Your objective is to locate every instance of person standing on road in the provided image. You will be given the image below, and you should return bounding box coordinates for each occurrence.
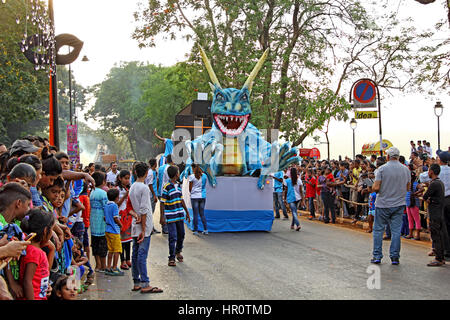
[283,167,304,231]
[417,164,446,266]
[145,159,160,235]
[129,162,163,294]
[304,169,317,220]
[160,165,191,267]
[157,155,174,234]
[271,170,289,220]
[436,151,450,258]
[189,164,208,235]
[371,147,411,265]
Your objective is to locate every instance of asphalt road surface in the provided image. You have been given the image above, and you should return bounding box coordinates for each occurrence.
[82,212,450,300]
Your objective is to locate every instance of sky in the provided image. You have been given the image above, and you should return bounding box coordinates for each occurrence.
[53,0,449,162]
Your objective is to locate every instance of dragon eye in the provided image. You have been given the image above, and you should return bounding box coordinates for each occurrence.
[216,93,225,102]
[241,93,248,102]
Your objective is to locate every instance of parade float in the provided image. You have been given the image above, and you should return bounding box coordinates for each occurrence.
[180,47,300,232]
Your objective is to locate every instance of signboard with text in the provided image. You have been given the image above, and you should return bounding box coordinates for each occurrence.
[355,110,378,119]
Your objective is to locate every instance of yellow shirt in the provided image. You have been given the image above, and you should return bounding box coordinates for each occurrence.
[352,167,362,185]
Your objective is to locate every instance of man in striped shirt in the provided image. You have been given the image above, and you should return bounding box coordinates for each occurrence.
[160,165,190,267]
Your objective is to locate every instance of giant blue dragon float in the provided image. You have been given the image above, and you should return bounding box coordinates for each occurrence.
[181,47,301,232]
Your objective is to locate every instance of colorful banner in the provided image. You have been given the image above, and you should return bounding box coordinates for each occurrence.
[361,139,393,156]
[67,124,79,166]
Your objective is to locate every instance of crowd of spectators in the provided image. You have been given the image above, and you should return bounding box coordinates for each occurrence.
[273,141,450,264]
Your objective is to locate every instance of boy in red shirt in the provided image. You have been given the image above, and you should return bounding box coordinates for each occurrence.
[304,169,317,220]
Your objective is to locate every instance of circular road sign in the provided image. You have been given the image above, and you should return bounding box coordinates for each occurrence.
[353,80,376,104]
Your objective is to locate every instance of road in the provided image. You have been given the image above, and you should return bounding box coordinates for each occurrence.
[82,213,450,300]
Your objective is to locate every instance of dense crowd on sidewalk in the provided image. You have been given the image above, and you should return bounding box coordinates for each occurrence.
[272,140,450,266]
[0,133,449,300]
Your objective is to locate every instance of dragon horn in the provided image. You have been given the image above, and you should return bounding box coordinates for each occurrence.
[199,46,221,89]
[243,48,269,92]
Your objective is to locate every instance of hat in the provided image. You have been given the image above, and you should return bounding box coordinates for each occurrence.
[437,150,450,163]
[9,139,39,156]
[386,147,400,158]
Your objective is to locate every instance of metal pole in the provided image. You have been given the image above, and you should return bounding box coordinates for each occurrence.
[437,116,440,151]
[48,0,59,148]
[352,129,355,159]
[376,84,383,157]
[69,63,72,125]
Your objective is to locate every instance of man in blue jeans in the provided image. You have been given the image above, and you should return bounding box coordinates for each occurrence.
[271,171,288,219]
[371,147,411,265]
[129,162,163,293]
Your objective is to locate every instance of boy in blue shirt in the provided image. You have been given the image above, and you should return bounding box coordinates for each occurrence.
[160,166,190,267]
[104,188,124,276]
[89,172,108,273]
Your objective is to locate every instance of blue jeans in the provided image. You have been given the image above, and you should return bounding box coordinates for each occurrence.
[191,198,207,232]
[288,201,300,227]
[372,206,405,260]
[131,236,151,287]
[167,221,185,260]
[273,192,288,218]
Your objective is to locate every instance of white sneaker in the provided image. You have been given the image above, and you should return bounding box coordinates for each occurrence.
[202,230,208,235]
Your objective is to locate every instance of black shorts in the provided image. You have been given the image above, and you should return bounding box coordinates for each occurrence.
[91,235,108,257]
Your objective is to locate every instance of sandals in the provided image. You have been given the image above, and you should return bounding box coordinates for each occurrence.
[168,260,176,267]
[427,260,445,267]
[132,286,142,291]
[141,286,163,294]
[428,250,436,256]
[176,253,184,262]
[295,226,301,231]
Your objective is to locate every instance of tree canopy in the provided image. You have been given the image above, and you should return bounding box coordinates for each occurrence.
[133,0,444,146]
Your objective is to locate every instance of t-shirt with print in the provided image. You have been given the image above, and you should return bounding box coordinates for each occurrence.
[160,182,186,223]
[272,171,284,193]
[188,173,207,199]
[336,169,349,192]
[368,192,377,215]
[374,160,411,208]
[104,201,120,234]
[89,188,108,237]
[352,167,362,185]
[19,245,49,300]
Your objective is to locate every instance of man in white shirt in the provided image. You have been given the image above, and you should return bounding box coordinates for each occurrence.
[106,162,119,187]
[425,142,433,157]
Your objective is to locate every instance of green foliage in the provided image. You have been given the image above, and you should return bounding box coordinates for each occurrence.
[0,0,49,144]
[133,0,438,146]
[87,61,197,161]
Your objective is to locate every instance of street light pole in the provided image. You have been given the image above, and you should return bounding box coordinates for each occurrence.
[69,63,72,125]
[350,118,357,159]
[434,101,443,151]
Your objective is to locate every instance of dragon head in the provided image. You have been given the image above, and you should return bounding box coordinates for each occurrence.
[200,47,269,137]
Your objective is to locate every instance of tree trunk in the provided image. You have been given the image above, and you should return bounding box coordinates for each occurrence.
[325,132,330,161]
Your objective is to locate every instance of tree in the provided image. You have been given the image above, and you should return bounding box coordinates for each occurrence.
[133,0,437,146]
[0,0,49,144]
